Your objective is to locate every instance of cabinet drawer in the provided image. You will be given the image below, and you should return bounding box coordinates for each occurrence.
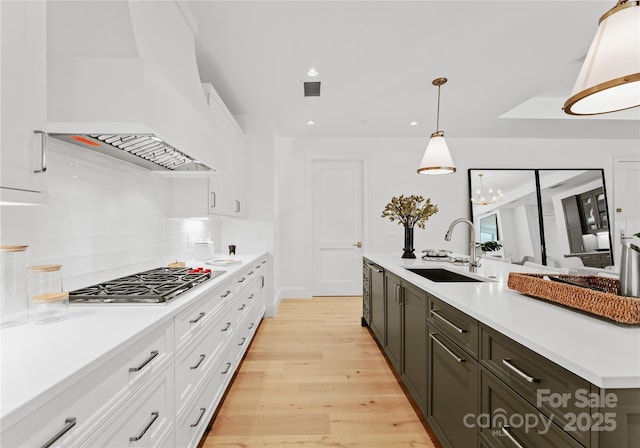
[175,286,228,352]
[175,318,227,416]
[480,370,582,448]
[480,325,591,447]
[82,364,174,448]
[175,345,234,448]
[427,294,478,357]
[1,321,173,447]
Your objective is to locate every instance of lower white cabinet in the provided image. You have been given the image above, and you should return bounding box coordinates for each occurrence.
[81,364,175,448]
[0,320,174,448]
[174,257,267,447]
[0,254,269,448]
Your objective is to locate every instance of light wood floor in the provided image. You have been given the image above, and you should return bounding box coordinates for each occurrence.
[201,296,439,448]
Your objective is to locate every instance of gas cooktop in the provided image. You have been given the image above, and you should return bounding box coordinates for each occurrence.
[69,267,225,304]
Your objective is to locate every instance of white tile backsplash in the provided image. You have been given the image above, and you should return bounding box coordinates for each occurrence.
[1,140,183,290]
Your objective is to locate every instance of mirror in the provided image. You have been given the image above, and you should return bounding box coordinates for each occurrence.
[469,169,612,269]
[538,170,612,269]
[469,170,541,264]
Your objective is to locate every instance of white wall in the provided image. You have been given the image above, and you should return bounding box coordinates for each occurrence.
[276,136,640,299]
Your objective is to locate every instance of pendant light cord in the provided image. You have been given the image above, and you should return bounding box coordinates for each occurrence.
[436,84,441,132]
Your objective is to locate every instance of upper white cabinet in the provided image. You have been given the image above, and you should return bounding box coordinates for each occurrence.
[167,84,246,218]
[0,1,48,205]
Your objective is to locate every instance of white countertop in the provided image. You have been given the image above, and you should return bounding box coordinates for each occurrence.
[0,253,266,426]
[364,253,640,389]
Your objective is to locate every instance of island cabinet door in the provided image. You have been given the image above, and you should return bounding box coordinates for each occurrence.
[384,271,403,373]
[401,282,427,414]
[369,263,385,344]
[427,326,478,448]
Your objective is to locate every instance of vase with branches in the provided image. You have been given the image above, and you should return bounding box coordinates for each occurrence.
[382,194,439,258]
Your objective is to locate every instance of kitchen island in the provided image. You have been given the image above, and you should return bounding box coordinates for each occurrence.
[363,253,640,448]
[0,253,269,448]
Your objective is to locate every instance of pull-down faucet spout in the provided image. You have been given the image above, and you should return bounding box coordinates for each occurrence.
[445,218,478,273]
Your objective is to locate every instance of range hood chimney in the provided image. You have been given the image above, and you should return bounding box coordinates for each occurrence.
[47,0,230,173]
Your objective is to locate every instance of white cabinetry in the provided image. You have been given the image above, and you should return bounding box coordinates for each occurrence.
[0,254,269,448]
[167,83,246,217]
[168,173,244,218]
[0,320,174,448]
[174,258,267,447]
[0,0,48,205]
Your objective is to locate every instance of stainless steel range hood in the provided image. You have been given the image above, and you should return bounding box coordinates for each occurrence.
[49,134,211,172]
[46,0,230,173]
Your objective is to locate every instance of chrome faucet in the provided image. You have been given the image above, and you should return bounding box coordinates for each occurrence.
[444,218,479,273]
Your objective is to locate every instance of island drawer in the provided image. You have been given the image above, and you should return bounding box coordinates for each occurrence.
[427,294,478,357]
[480,370,583,448]
[480,324,591,447]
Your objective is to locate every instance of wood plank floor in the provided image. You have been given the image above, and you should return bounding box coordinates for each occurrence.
[201,296,440,448]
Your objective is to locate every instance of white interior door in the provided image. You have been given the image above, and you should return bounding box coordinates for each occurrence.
[614,158,640,264]
[311,159,363,296]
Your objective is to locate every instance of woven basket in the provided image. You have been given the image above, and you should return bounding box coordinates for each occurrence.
[507,272,640,325]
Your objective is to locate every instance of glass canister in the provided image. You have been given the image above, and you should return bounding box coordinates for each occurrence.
[27,264,69,324]
[0,245,30,328]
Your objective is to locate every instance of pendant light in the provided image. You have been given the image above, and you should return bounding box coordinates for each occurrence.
[563,0,640,115]
[417,77,456,175]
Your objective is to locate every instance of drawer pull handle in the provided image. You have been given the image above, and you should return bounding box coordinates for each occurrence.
[221,362,232,374]
[190,354,206,370]
[239,337,246,346]
[248,270,254,275]
[129,350,159,372]
[248,322,254,329]
[430,310,466,334]
[129,411,159,442]
[189,312,205,324]
[502,358,540,383]
[248,294,254,300]
[430,333,465,363]
[190,408,206,428]
[501,425,526,448]
[221,290,231,298]
[221,322,231,332]
[238,277,246,283]
[41,417,76,448]
[239,304,246,311]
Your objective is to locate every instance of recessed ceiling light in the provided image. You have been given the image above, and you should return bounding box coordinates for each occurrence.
[410,121,419,126]
[306,120,315,125]
[307,68,319,77]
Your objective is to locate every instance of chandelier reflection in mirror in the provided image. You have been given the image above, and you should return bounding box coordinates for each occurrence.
[471,173,503,205]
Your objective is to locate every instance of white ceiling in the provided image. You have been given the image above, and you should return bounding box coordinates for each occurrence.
[188,0,640,139]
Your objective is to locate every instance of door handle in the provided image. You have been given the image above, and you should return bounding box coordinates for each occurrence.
[352,241,362,248]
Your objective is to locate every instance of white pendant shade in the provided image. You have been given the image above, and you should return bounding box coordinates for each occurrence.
[417,132,456,175]
[564,1,640,115]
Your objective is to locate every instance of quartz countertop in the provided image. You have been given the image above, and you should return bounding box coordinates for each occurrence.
[0,253,267,426]
[363,253,640,389]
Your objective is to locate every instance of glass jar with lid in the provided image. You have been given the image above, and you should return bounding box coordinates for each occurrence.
[0,245,30,328]
[27,264,69,324]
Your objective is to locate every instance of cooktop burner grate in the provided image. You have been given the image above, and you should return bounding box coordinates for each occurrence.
[69,267,225,304]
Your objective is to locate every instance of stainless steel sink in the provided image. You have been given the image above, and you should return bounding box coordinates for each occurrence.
[405,268,485,283]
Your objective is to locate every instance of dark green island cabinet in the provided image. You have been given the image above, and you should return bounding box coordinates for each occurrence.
[362,257,640,448]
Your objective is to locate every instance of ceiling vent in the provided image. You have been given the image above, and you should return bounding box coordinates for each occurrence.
[304,81,321,97]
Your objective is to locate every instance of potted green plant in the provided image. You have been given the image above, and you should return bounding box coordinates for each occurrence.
[476,240,502,256]
[381,194,439,258]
